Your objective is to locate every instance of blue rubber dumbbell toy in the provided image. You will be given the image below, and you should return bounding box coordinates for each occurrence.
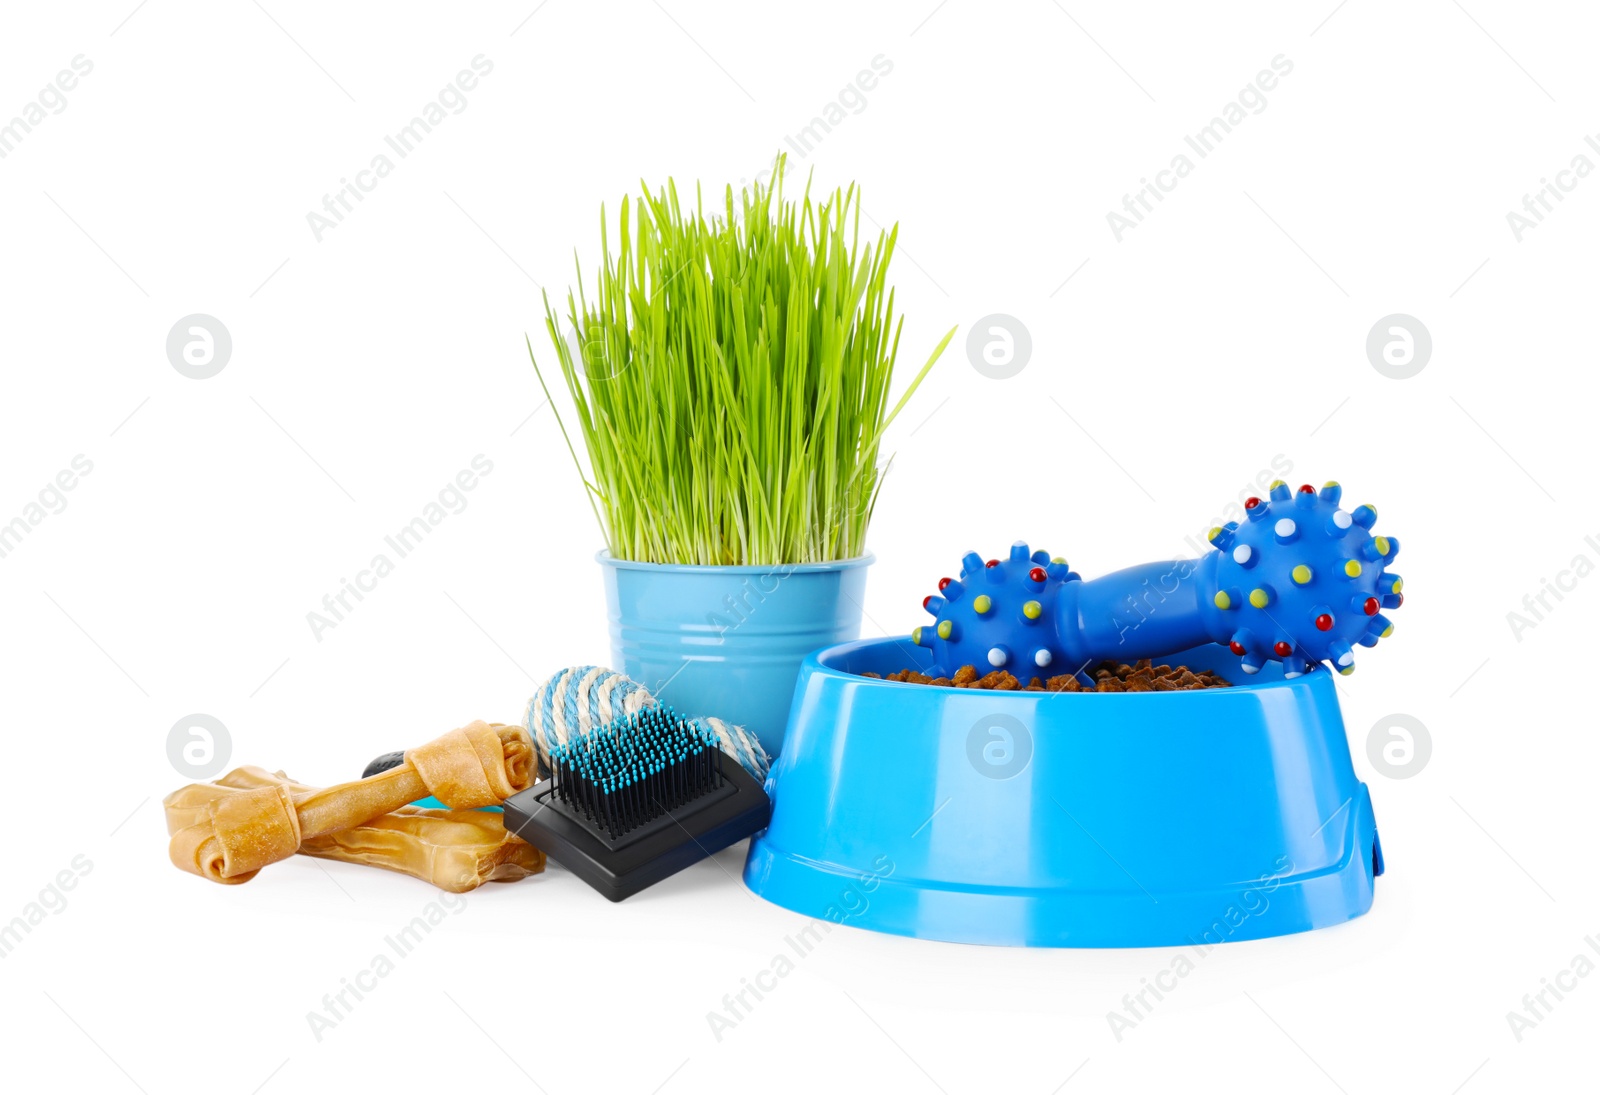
[914,479,1401,679]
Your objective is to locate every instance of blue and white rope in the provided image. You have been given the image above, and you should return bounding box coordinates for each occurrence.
[525,666,771,781]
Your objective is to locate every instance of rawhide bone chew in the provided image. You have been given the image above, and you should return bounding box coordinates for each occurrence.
[164,766,545,892]
[165,720,534,884]
[914,479,1402,679]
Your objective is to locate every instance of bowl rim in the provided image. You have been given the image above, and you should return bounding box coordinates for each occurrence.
[804,635,1332,696]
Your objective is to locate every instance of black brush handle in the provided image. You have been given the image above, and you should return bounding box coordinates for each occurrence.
[362,750,406,779]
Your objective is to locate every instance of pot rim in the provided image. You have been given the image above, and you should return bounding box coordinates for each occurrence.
[595,549,876,575]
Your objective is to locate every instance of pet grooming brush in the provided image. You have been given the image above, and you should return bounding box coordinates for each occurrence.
[914,479,1401,678]
[500,705,770,901]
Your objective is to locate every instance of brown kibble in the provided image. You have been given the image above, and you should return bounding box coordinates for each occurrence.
[869,658,1229,689]
[861,671,882,679]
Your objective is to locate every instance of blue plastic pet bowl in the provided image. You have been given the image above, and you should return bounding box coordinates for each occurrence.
[743,637,1382,947]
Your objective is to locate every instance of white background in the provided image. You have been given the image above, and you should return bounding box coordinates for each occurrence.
[1,2,1594,1092]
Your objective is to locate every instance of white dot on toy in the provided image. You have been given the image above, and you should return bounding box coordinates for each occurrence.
[1233,545,1252,564]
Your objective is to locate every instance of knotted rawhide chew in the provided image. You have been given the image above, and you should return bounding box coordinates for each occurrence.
[526,667,770,780]
[165,766,546,892]
[405,719,533,808]
[164,720,535,885]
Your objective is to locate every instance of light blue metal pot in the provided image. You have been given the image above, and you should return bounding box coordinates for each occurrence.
[597,551,873,757]
[744,636,1382,947]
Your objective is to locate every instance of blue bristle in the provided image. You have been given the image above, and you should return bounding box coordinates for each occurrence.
[547,704,727,839]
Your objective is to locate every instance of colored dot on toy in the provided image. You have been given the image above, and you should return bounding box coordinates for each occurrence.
[1363,597,1379,615]
[985,558,1000,568]
[987,646,1009,667]
[973,595,992,614]
[1249,588,1270,608]
[1208,526,1224,543]
[1274,641,1292,656]
[1332,510,1352,529]
[1034,648,1053,667]
[1374,536,1390,556]
[1023,600,1042,619]
[1298,483,1315,494]
[1233,544,1253,564]
[1395,593,1405,607]
[938,577,952,591]
[937,620,953,640]
[1344,559,1362,578]
[1291,564,1312,585]
[1390,576,1403,593]
[1270,480,1286,489]
[1229,640,1246,655]
[1323,480,1339,489]
[1315,613,1334,631]
[1245,496,1262,509]
[1051,555,1066,564]
[1275,518,1297,538]
[1339,665,1355,676]
[912,627,923,645]
[922,595,933,609]
[1382,623,1394,637]
[1028,566,1047,583]
[1214,591,1233,610]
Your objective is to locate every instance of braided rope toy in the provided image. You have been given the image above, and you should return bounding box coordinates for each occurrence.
[525,666,771,781]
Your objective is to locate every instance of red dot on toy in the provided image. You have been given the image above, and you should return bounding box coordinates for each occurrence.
[1395,593,1405,607]
[1298,483,1315,494]
[1029,566,1047,583]
[1229,641,1246,655]
[1245,497,1261,509]
[938,577,952,591]
[1315,613,1334,631]
[1363,597,1379,616]
[1274,641,1292,656]
[922,595,933,609]
[985,559,1000,568]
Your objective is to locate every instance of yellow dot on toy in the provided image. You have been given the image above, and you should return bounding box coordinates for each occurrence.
[1023,600,1042,620]
[973,595,992,614]
[1381,624,1394,638]
[1208,526,1224,542]
[1344,559,1362,578]
[1214,591,1232,610]
[937,620,953,639]
[1249,588,1270,608]
[1291,564,1312,585]
[1374,536,1390,555]
[1323,480,1338,489]
[912,627,923,645]
[1270,479,1285,489]
[1051,555,1066,564]
[1339,664,1355,676]
[1391,577,1403,593]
